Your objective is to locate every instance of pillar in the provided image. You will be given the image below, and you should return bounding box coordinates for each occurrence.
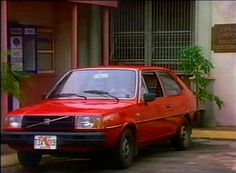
[195,1,216,127]
[71,3,78,69]
[90,5,102,66]
[144,1,152,65]
[1,1,8,128]
[103,8,109,66]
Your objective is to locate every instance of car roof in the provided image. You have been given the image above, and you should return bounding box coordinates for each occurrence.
[72,65,170,72]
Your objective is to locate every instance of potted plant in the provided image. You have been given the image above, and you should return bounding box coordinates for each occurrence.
[177,46,224,126]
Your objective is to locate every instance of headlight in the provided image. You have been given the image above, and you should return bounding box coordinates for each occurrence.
[4,116,23,128]
[75,116,104,129]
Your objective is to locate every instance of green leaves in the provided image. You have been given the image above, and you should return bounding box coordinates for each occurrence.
[178,46,214,76]
[178,46,224,110]
[1,52,30,100]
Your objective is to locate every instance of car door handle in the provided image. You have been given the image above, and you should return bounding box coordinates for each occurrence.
[165,103,172,108]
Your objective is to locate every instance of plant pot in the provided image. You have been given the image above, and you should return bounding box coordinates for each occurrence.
[192,109,205,127]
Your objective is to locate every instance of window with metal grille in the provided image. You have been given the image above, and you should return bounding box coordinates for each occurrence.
[110,1,145,65]
[110,0,195,72]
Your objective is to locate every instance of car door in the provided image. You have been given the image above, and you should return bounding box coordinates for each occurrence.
[157,71,186,133]
[136,71,173,145]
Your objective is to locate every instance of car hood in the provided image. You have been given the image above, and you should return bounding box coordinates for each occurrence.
[9,99,137,116]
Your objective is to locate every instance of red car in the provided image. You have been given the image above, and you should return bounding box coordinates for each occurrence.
[2,66,197,168]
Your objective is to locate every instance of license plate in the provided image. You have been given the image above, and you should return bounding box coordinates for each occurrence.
[34,135,57,150]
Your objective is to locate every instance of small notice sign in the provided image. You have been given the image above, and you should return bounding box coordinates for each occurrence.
[212,24,236,53]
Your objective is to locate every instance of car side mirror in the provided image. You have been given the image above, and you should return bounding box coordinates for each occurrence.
[143,93,156,103]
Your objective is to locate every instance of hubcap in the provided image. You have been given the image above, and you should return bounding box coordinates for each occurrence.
[121,137,130,159]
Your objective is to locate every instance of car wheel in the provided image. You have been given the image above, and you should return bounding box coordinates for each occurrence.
[17,152,42,167]
[172,118,191,150]
[114,129,134,169]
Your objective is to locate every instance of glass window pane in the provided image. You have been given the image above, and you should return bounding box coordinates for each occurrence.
[158,72,181,96]
[37,32,52,50]
[23,37,36,71]
[142,72,163,97]
[48,70,137,99]
[37,53,53,71]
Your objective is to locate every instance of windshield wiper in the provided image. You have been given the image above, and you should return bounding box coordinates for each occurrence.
[52,93,87,100]
[83,90,119,103]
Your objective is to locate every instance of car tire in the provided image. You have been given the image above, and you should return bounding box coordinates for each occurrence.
[172,118,191,150]
[17,152,42,167]
[113,129,134,169]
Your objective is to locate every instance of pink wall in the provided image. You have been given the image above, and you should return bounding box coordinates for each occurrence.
[20,75,56,106]
[8,1,57,107]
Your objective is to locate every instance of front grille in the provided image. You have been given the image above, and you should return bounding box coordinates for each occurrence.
[22,116,74,131]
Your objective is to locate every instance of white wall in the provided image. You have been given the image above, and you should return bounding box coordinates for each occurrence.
[212,1,236,126]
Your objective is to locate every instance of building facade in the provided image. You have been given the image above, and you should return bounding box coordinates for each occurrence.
[1,0,117,126]
[1,1,236,127]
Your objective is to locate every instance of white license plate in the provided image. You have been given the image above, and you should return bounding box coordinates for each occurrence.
[34,135,57,150]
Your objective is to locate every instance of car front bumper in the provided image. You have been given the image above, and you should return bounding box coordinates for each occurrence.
[1,131,107,147]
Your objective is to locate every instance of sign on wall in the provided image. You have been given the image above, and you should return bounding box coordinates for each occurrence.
[9,24,37,73]
[10,27,23,71]
[212,24,236,53]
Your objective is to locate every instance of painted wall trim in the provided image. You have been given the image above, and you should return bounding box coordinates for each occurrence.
[71,3,78,69]
[69,1,118,8]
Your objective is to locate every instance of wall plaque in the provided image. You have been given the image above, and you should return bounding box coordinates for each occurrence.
[212,24,236,53]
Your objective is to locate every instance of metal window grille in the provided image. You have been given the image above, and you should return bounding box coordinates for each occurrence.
[110,1,145,65]
[151,1,195,72]
[110,0,195,72]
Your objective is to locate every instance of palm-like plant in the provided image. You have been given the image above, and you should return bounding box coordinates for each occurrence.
[1,52,29,100]
[178,46,224,110]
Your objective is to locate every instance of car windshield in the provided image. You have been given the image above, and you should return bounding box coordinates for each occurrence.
[47,69,137,99]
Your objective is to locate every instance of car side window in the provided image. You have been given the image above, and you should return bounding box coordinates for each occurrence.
[158,72,182,96]
[140,78,148,100]
[142,72,163,98]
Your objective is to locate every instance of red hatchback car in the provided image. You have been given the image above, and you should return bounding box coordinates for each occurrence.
[2,66,197,168]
